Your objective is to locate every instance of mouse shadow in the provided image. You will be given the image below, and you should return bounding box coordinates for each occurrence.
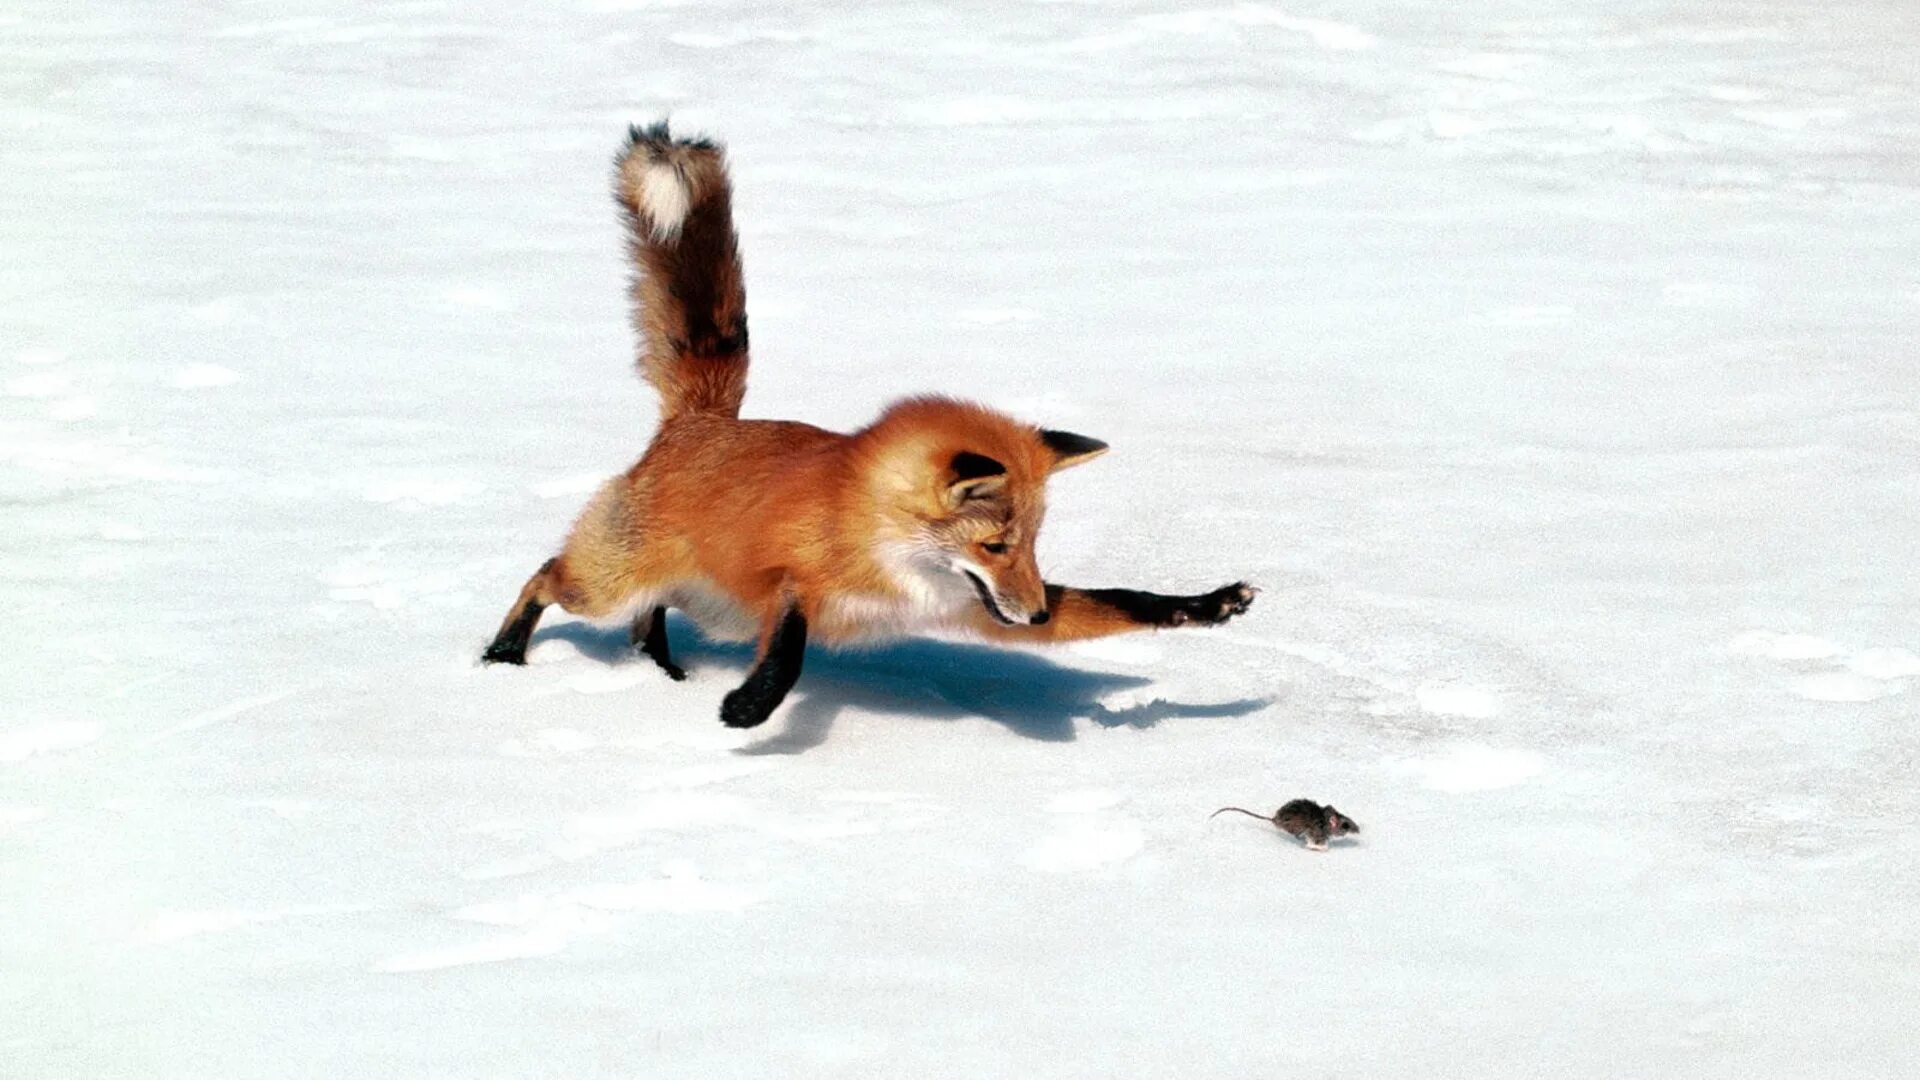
[532,615,1275,755]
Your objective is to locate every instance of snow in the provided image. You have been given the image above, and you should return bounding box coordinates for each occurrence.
[5,0,1919,1076]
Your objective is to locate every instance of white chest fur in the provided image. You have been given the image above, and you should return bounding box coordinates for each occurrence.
[817,544,972,642]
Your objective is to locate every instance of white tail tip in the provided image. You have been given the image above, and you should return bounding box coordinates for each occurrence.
[638,163,691,242]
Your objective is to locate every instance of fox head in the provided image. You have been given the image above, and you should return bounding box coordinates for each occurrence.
[932,431,1107,625]
[861,398,1107,627]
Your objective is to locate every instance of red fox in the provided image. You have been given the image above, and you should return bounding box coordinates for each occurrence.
[484,122,1256,729]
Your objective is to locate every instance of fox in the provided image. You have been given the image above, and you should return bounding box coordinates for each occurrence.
[482,122,1257,730]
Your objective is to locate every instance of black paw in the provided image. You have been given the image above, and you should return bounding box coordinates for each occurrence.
[660,662,688,682]
[1166,582,1257,627]
[719,689,770,729]
[481,642,527,665]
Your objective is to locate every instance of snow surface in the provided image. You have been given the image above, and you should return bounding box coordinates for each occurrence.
[6,1,1920,1076]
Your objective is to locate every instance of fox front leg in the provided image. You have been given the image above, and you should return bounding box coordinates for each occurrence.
[719,605,808,728]
[1063,583,1257,630]
[973,582,1256,642]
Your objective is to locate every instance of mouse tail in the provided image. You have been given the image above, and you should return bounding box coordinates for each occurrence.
[1208,806,1269,822]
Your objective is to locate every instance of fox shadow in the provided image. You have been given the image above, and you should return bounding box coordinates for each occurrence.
[531,615,1274,755]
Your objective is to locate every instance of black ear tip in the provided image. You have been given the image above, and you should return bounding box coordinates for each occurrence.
[950,450,1008,482]
[1040,429,1108,459]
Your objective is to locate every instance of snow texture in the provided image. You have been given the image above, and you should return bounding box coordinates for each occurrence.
[5,1,1919,1077]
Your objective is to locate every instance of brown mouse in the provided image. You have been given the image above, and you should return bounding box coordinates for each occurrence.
[1211,799,1359,851]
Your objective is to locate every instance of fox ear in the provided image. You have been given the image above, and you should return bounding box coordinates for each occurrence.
[947,450,1008,504]
[1040,429,1108,472]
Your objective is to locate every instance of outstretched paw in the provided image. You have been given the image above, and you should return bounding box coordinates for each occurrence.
[1166,582,1257,627]
[657,661,688,682]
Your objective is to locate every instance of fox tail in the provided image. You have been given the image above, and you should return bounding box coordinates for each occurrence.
[613,121,749,420]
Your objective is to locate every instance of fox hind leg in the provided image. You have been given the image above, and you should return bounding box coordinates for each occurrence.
[483,558,560,665]
[630,606,687,681]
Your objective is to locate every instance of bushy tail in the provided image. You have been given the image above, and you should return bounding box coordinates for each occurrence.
[613,121,748,421]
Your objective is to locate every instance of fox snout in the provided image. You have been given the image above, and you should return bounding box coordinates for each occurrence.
[960,564,1048,626]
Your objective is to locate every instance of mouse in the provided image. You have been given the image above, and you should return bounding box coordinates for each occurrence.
[1210,799,1360,851]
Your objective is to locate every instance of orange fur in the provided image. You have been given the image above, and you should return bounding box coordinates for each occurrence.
[544,396,1069,646]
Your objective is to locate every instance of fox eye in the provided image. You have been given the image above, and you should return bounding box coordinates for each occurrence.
[981,541,1009,555]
